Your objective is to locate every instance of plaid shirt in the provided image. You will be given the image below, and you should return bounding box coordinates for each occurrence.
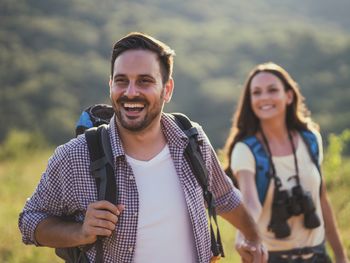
[19,113,242,263]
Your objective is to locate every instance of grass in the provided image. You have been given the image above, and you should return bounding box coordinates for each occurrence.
[0,149,61,263]
[1,149,349,262]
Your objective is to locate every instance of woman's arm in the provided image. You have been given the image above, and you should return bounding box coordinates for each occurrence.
[236,170,263,221]
[228,170,266,262]
[320,181,349,263]
[234,170,263,246]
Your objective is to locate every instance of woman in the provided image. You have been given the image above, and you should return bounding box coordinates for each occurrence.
[224,62,348,263]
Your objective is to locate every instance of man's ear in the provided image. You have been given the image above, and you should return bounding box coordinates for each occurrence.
[109,77,112,95]
[163,78,174,103]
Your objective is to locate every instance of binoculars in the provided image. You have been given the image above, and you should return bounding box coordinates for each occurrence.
[268,185,321,238]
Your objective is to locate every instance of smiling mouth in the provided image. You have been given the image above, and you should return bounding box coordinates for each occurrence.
[259,105,275,110]
[123,102,145,112]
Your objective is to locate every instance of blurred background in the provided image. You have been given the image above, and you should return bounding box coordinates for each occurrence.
[1,0,350,149]
[0,0,349,262]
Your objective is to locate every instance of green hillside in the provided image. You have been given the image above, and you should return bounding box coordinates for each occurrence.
[1,0,350,149]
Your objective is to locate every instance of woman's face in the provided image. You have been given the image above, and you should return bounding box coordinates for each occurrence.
[249,72,293,122]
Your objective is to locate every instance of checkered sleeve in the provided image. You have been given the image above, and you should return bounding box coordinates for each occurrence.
[18,142,74,245]
[197,126,242,214]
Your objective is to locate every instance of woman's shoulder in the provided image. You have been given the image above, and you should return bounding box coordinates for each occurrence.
[297,128,323,163]
[232,141,254,158]
[298,128,323,146]
[231,141,255,173]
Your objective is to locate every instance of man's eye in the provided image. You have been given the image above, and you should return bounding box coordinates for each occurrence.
[115,79,128,84]
[141,78,152,83]
[138,78,153,85]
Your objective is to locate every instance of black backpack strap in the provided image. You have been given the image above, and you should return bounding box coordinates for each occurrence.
[85,125,116,263]
[170,113,225,259]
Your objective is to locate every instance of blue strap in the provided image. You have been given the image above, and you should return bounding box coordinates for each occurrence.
[242,130,320,206]
[300,130,320,172]
[242,136,271,204]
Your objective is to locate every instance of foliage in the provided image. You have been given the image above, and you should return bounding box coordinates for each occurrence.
[322,130,350,258]
[0,149,60,263]
[0,130,47,161]
[323,129,350,185]
[0,0,350,148]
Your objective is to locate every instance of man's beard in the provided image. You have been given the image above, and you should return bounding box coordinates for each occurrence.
[111,94,164,132]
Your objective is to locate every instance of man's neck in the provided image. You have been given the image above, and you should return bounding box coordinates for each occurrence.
[117,116,167,161]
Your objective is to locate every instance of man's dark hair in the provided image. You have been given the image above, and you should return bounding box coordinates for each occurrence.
[111,32,175,84]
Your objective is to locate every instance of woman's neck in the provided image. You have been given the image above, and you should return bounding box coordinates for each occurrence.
[258,120,297,157]
[259,121,289,143]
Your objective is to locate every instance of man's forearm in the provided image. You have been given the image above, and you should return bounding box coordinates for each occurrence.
[220,203,261,243]
[35,217,87,248]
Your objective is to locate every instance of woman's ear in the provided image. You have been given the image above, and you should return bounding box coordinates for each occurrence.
[286,89,294,105]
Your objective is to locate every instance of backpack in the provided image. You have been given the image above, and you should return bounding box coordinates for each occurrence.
[57,104,224,263]
[241,131,321,205]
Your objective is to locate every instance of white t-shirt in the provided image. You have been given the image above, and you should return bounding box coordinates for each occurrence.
[126,145,197,263]
[231,132,325,251]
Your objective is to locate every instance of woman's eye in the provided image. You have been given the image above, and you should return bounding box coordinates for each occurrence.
[269,88,278,93]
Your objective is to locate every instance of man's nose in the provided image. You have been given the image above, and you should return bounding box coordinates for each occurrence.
[124,82,139,97]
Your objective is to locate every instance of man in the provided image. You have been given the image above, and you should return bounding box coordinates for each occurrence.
[19,32,266,263]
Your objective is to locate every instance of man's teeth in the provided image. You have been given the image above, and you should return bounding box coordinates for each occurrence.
[124,103,144,108]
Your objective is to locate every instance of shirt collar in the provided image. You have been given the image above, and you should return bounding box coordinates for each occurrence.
[107,112,204,160]
[161,113,205,149]
[108,116,125,158]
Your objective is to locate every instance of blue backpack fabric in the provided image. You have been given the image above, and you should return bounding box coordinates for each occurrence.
[242,130,321,205]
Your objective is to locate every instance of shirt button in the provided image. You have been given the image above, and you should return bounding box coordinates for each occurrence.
[129,175,134,180]
[133,212,138,217]
[129,247,133,252]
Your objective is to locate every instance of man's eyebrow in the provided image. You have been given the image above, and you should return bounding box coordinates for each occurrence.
[139,74,155,79]
[113,74,126,79]
[114,74,126,77]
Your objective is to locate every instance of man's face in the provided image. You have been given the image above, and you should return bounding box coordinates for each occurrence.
[109,49,173,132]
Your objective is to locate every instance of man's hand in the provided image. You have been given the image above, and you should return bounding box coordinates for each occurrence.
[35,201,125,248]
[220,203,268,262]
[235,239,268,263]
[80,201,125,244]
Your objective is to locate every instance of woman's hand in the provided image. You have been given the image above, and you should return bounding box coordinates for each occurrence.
[236,237,268,263]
